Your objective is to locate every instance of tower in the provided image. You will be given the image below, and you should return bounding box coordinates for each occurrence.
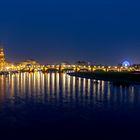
[0,47,5,67]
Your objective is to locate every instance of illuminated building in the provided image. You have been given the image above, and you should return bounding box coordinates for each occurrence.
[0,48,5,67]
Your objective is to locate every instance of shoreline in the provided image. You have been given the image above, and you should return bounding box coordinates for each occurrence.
[68,71,140,85]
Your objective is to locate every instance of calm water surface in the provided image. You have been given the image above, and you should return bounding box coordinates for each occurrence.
[0,72,140,139]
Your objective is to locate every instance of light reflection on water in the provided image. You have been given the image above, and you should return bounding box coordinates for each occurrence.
[0,72,139,110]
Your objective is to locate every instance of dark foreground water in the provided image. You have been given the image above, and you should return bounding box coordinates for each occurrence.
[0,72,140,139]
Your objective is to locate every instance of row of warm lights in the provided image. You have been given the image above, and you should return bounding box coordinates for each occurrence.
[2,65,135,70]
[0,60,138,72]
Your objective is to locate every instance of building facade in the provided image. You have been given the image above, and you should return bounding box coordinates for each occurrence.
[0,48,5,67]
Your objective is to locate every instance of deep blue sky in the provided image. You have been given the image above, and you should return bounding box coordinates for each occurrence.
[0,0,140,64]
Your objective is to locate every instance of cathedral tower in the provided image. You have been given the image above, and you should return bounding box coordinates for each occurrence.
[0,47,5,67]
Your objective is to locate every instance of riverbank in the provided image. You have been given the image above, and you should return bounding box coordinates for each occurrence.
[68,71,140,84]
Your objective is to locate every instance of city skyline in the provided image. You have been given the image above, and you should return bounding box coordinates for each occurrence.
[0,46,137,66]
[0,44,139,66]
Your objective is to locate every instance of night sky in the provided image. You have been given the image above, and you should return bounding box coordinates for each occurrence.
[0,0,140,65]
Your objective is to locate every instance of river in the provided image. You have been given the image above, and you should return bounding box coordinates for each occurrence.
[0,72,140,139]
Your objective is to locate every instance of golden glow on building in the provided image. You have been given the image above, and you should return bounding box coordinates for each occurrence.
[0,48,5,67]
